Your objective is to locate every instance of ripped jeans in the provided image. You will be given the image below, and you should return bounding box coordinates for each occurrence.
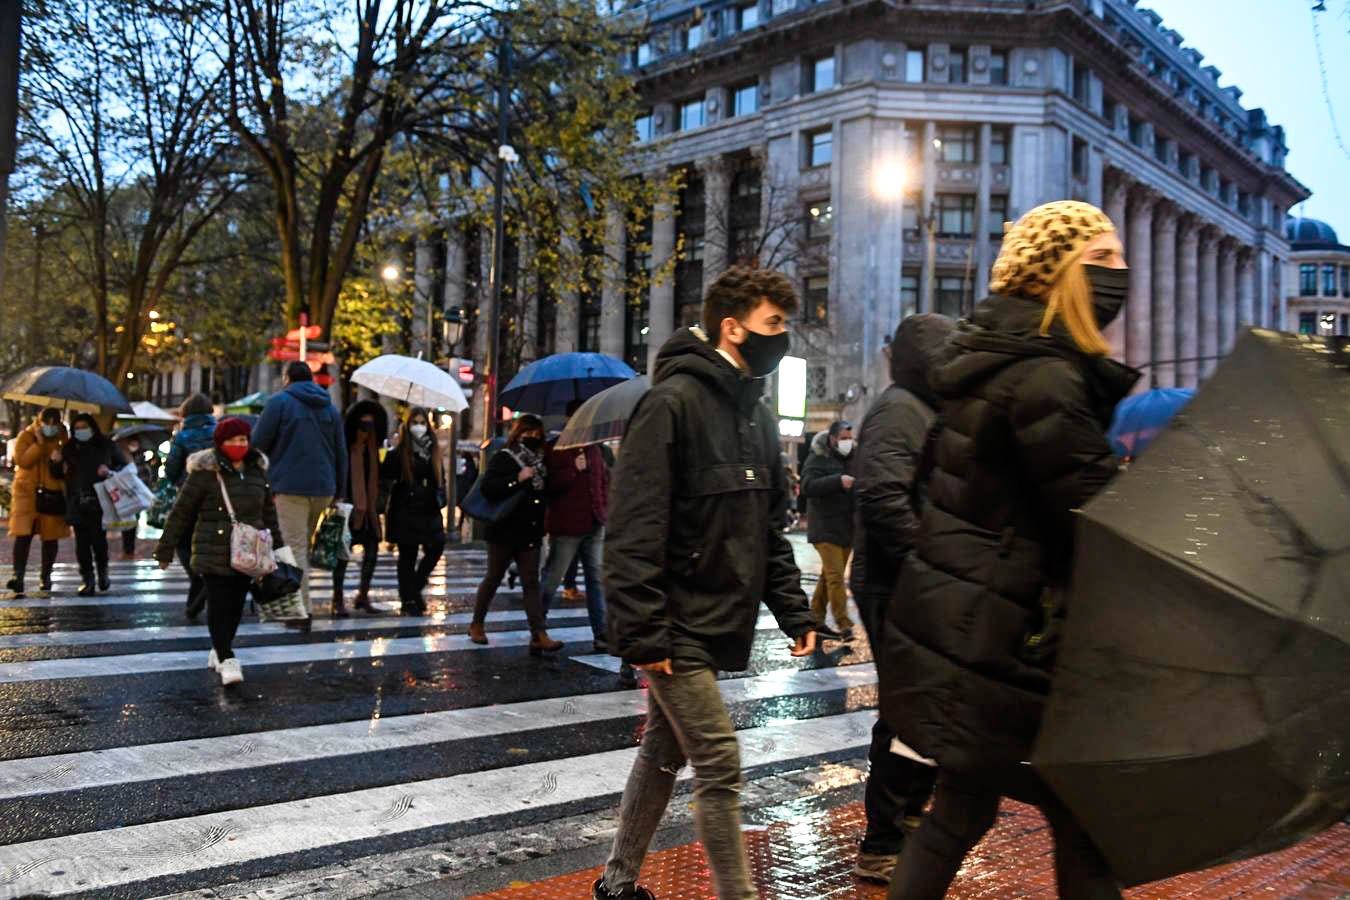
[602,662,754,900]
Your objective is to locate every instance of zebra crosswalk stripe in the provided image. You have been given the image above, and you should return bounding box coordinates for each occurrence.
[0,711,875,896]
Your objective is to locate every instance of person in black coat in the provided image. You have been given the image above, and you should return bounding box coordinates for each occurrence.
[799,421,857,640]
[153,417,285,687]
[334,400,389,616]
[51,412,128,596]
[848,312,954,884]
[595,266,817,900]
[381,407,446,616]
[467,414,561,654]
[879,202,1135,900]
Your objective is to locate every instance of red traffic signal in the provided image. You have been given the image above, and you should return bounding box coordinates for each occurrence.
[455,358,475,385]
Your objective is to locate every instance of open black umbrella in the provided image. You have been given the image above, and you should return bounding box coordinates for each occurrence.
[111,423,173,447]
[1032,330,1350,887]
[1,365,133,414]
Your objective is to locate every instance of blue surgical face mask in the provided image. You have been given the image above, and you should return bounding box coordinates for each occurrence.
[73,428,93,443]
[40,424,60,439]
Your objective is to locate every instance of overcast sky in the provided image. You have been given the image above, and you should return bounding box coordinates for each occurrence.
[1140,0,1350,240]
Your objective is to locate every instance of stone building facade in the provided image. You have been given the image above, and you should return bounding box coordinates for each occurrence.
[1285,217,1350,338]
[427,0,1309,429]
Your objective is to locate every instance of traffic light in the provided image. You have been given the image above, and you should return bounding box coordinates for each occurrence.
[454,358,475,386]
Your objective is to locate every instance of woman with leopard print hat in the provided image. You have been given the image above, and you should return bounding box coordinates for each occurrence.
[877,201,1137,899]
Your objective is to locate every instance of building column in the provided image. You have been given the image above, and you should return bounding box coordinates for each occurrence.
[599,205,626,359]
[1102,171,1130,358]
[919,120,937,312]
[1218,239,1239,355]
[519,235,539,364]
[974,123,993,303]
[554,216,580,354]
[1125,187,1154,372]
[1151,204,1178,388]
[1237,248,1256,338]
[1177,217,1200,388]
[443,225,467,356]
[412,234,436,359]
[1275,255,1289,331]
[700,155,731,291]
[473,225,494,371]
[1198,227,1219,378]
[647,195,677,374]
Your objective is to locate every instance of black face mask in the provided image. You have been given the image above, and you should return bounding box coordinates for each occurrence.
[736,327,791,378]
[1084,264,1130,329]
[521,436,544,452]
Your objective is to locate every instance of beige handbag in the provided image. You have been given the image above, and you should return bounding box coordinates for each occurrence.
[215,471,277,579]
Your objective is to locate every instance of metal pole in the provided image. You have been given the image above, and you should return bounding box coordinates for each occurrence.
[0,2,22,308]
[482,18,511,442]
[923,213,936,314]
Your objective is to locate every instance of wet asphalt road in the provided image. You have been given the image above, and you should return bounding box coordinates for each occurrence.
[0,536,879,898]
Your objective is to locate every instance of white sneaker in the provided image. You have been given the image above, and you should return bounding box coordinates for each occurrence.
[218,657,243,686]
[207,649,219,670]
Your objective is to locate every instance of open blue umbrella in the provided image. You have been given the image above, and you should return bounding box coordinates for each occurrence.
[1107,387,1195,458]
[1,365,133,414]
[500,352,636,417]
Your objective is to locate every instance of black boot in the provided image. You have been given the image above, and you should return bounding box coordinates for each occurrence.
[97,565,111,592]
[40,541,57,593]
[333,589,349,618]
[78,578,96,597]
[5,569,24,598]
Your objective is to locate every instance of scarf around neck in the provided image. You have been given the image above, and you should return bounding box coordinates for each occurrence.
[510,443,546,491]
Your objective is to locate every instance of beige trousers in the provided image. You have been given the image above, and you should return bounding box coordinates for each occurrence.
[274,494,333,615]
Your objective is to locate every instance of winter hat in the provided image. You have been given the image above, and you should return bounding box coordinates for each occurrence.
[213,416,252,448]
[989,200,1115,299]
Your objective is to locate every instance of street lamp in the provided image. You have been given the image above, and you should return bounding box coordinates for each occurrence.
[441,306,465,349]
[381,264,400,282]
[871,159,907,203]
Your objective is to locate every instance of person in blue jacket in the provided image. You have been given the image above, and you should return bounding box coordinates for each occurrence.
[252,361,347,630]
[162,393,217,619]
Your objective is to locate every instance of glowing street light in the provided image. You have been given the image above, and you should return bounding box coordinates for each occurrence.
[871,159,908,202]
[381,264,400,282]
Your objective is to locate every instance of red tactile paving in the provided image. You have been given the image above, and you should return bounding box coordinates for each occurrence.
[470,800,1350,899]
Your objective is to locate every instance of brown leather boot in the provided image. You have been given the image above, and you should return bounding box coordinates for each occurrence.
[528,630,564,656]
[468,621,489,645]
[354,588,371,611]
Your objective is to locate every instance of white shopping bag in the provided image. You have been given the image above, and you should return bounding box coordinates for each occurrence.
[109,465,154,517]
[94,480,138,531]
[332,501,354,561]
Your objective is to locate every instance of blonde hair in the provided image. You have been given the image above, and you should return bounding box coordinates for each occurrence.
[1038,247,1111,357]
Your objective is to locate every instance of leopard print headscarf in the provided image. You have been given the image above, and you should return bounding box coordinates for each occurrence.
[989,201,1115,298]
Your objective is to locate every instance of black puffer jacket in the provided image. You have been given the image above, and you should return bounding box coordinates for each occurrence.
[604,327,815,671]
[850,313,955,642]
[877,294,1137,779]
[799,430,854,547]
[153,448,285,577]
[382,443,448,546]
[479,447,546,550]
[52,434,129,525]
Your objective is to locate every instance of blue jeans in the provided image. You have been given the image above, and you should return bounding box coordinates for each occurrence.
[540,525,606,641]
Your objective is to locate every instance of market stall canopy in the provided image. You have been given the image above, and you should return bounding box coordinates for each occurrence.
[116,400,178,423]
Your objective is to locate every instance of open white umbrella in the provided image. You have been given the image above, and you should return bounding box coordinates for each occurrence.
[351,355,468,412]
[117,400,178,423]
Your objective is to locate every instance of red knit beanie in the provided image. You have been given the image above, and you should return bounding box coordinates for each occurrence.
[213,416,252,448]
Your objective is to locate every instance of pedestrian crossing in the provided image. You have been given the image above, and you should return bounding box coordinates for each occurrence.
[0,550,868,898]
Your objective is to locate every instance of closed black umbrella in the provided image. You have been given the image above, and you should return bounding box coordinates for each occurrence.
[1,365,133,414]
[1032,330,1350,887]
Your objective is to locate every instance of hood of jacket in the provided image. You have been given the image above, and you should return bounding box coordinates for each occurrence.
[344,399,390,448]
[181,413,216,432]
[652,326,764,413]
[809,430,834,457]
[935,294,1139,413]
[186,447,269,473]
[890,313,958,408]
[286,380,334,409]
